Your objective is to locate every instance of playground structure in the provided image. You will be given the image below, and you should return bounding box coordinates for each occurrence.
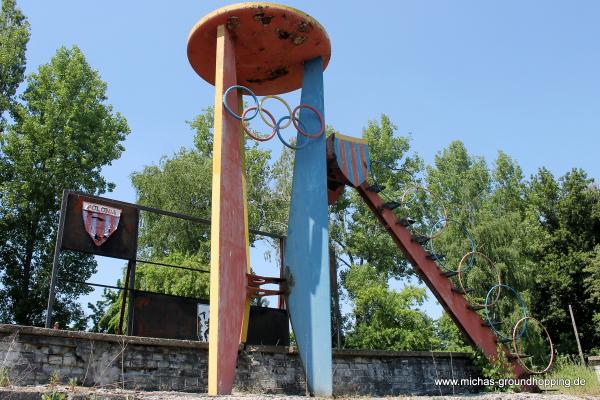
[186,2,553,396]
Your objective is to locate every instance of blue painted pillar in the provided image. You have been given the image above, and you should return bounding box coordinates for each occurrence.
[284,56,332,397]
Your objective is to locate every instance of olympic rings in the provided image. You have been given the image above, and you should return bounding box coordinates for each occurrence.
[512,316,554,374]
[223,85,259,121]
[485,284,528,341]
[260,95,292,129]
[276,116,308,150]
[457,251,502,307]
[292,104,325,138]
[242,106,277,142]
[223,85,325,149]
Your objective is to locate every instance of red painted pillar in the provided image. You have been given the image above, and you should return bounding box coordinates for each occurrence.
[207,24,249,395]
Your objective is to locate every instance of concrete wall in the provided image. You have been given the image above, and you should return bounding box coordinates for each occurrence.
[0,324,480,396]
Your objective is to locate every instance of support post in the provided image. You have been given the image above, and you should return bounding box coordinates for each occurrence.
[329,246,342,349]
[207,24,249,395]
[284,57,332,397]
[569,304,586,365]
[278,237,286,310]
[118,260,132,335]
[45,190,69,328]
[126,260,137,335]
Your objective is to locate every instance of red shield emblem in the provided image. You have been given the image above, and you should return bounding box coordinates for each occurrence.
[333,133,371,187]
[82,201,122,246]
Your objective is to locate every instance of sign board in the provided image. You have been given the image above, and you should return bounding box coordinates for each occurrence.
[132,291,289,345]
[61,193,139,260]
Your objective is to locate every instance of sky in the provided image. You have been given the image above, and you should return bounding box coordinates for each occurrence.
[17,1,600,320]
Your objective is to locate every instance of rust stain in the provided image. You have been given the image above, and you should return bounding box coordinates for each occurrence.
[276,29,291,40]
[246,66,289,84]
[253,8,274,25]
[297,20,312,33]
[226,16,240,30]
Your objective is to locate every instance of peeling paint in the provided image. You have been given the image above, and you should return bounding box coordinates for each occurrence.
[254,9,274,25]
[246,67,289,84]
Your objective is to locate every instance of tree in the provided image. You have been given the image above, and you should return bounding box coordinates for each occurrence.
[526,168,600,353]
[0,46,129,326]
[342,263,439,351]
[90,108,277,333]
[435,312,471,352]
[0,0,29,124]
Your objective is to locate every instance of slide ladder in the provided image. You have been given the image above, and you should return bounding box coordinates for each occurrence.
[326,133,530,382]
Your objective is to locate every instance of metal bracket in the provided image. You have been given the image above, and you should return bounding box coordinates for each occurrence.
[246,273,287,298]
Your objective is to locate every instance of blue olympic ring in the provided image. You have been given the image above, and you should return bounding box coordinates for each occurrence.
[485,284,528,341]
[223,85,259,121]
[276,116,310,150]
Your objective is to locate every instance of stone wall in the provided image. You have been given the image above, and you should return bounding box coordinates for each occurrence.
[590,356,600,384]
[0,324,480,396]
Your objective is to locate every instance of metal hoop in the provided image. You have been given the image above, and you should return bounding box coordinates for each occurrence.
[512,316,554,374]
[276,116,308,150]
[400,184,449,239]
[427,218,476,272]
[223,85,259,121]
[292,104,325,138]
[485,284,528,341]
[241,106,277,142]
[458,251,502,307]
[259,95,292,129]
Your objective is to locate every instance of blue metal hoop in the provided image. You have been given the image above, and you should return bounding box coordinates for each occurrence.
[276,116,309,150]
[485,284,528,341]
[222,85,259,121]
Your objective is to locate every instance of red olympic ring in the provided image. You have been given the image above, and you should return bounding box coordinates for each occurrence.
[241,106,277,142]
[292,104,325,139]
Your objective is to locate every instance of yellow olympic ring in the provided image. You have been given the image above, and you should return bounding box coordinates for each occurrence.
[259,95,292,130]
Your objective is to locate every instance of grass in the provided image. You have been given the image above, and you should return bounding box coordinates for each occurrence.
[540,354,600,395]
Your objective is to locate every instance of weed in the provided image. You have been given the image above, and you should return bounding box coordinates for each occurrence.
[68,377,78,390]
[541,354,600,395]
[0,367,9,387]
[49,370,59,386]
[41,391,65,400]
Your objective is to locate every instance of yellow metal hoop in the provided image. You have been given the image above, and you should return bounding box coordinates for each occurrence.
[259,95,292,129]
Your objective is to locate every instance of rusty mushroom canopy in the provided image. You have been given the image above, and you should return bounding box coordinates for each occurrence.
[187,2,331,96]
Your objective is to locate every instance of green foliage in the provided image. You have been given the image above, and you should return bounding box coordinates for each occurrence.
[0,44,129,326]
[435,313,471,352]
[541,354,600,395]
[526,168,600,353]
[87,288,119,333]
[0,0,29,123]
[470,346,517,392]
[131,149,212,262]
[342,263,439,351]
[425,141,600,355]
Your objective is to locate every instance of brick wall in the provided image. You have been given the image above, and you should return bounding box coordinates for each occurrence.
[0,324,480,396]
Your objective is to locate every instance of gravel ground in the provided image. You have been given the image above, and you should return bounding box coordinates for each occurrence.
[0,386,598,400]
